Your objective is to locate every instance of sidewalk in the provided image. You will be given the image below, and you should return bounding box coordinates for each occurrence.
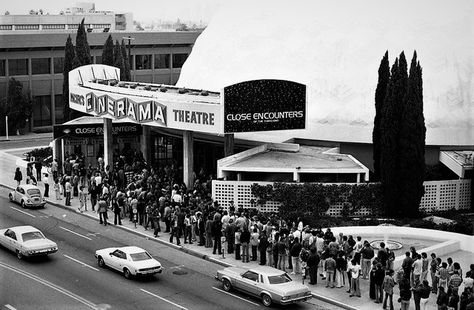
[0,149,466,310]
[0,132,53,142]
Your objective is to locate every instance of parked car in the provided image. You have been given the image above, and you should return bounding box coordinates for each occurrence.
[9,184,46,208]
[215,266,312,307]
[95,246,163,279]
[0,225,58,259]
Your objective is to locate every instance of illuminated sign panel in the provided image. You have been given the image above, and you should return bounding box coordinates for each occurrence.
[223,79,306,133]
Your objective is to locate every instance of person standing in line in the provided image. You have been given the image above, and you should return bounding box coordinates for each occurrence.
[42,173,50,197]
[240,226,250,262]
[374,263,385,303]
[399,277,412,310]
[151,203,161,237]
[97,196,108,226]
[53,178,61,200]
[413,254,423,287]
[349,259,361,297]
[51,159,58,180]
[277,233,289,271]
[420,252,430,283]
[184,212,192,244]
[14,167,22,186]
[234,228,242,260]
[416,280,431,310]
[169,212,181,246]
[382,269,396,310]
[437,286,449,310]
[112,197,122,226]
[225,218,236,254]
[34,160,42,182]
[325,254,337,288]
[197,212,205,246]
[361,241,375,279]
[290,236,302,275]
[430,253,439,294]
[250,227,259,261]
[307,247,320,285]
[335,251,347,288]
[212,216,223,255]
[205,215,213,248]
[65,177,72,206]
[258,231,268,266]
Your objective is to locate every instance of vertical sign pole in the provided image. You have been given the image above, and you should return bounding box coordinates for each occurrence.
[5,116,8,140]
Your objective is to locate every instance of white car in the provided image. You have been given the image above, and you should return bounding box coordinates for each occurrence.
[95,246,163,279]
[9,184,46,208]
[0,226,58,259]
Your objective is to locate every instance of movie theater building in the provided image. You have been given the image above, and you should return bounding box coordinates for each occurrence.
[0,30,200,130]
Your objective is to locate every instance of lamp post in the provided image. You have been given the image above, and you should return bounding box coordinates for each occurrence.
[5,115,9,141]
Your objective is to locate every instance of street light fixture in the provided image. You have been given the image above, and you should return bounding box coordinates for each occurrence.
[122,35,135,79]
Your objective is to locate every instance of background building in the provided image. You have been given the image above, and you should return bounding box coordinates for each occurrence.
[0,31,200,129]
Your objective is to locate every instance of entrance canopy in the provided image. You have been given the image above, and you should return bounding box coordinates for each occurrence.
[68,65,307,135]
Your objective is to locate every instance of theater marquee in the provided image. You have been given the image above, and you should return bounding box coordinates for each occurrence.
[69,65,221,134]
[223,79,306,133]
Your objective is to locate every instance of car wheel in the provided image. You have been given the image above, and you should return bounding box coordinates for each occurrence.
[261,294,272,307]
[16,250,23,260]
[222,279,232,292]
[21,201,26,208]
[123,268,132,279]
[97,257,105,268]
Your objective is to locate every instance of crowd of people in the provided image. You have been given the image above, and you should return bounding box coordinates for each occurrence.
[14,150,474,310]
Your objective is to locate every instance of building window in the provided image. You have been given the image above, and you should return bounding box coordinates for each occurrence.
[68,24,80,30]
[42,24,65,30]
[172,53,188,68]
[33,95,52,127]
[92,24,111,29]
[8,59,28,76]
[154,54,170,69]
[15,24,39,30]
[53,57,64,74]
[0,60,5,76]
[54,94,64,124]
[135,55,152,70]
[31,58,51,75]
[0,25,12,30]
[95,56,102,64]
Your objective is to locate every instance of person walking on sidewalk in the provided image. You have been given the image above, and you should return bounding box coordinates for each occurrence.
[151,204,161,237]
[14,167,23,186]
[42,173,50,197]
[97,196,108,226]
[169,212,181,246]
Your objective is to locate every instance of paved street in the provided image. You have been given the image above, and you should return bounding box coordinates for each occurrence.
[0,135,339,310]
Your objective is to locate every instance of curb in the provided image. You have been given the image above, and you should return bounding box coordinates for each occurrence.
[0,182,354,309]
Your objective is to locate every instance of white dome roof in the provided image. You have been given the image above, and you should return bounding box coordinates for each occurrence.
[177,0,473,145]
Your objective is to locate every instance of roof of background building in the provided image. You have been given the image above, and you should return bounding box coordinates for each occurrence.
[0,31,201,50]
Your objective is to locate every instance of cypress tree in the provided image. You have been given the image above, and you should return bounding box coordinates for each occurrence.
[121,39,131,81]
[380,52,408,216]
[63,35,76,122]
[372,51,390,180]
[398,51,426,217]
[113,40,126,80]
[101,34,115,66]
[75,18,91,66]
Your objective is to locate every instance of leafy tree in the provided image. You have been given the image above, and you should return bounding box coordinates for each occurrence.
[62,35,76,122]
[101,34,114,66]
[4,78,32,134]
[398,51,426,217]
[121,39,132,81]
[75,18,91,66]
[372,51,390,180]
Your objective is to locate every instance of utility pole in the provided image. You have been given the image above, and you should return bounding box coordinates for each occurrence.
[122,35,135,71]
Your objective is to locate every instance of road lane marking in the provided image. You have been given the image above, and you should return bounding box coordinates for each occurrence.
[0,262,97,309]
[212,287,261,306]
[10,207,36,218]
[140,289,189,310]
[63,255,99,271]
[59,226,92,240]
[5,305,17,310]
[169,265,185,269]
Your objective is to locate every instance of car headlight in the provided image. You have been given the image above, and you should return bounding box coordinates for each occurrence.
[27,199,32,203]
[281,296,290,300]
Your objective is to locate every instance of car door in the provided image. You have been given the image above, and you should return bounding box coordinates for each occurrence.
[14,187,21,203]
[239,271,261,297]
[108,250,126,271]
[4,230,18,252]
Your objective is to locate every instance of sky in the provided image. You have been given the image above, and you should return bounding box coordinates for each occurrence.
[3,0,223,23]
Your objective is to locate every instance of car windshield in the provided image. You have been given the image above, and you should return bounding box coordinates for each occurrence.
[27,189,41,196]
[129,251,152,261]
[268,273,293,284]
[22,231,45,242]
